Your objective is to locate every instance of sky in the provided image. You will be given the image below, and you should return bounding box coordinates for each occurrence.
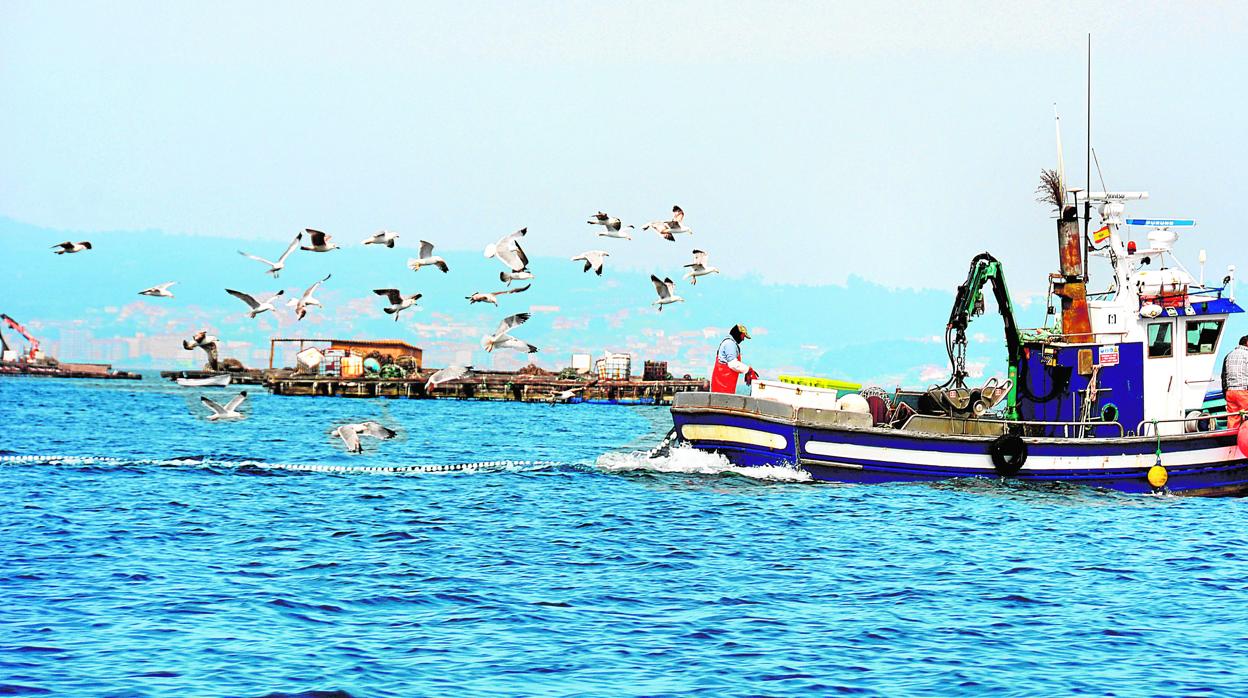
[2,2,1246,379]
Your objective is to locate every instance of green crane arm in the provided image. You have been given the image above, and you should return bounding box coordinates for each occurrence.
[945,253,1021,419]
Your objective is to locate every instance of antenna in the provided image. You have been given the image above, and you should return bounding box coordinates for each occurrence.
[1091,147,1107,194]
[1084,33,1092,282]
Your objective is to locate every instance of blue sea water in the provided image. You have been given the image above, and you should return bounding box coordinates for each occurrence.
[4,375,1248,697]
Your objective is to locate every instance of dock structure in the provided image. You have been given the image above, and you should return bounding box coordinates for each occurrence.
[1,360,141,380]
[266,370,708,405]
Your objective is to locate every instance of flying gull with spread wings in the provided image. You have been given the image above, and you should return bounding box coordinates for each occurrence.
[373,288,422,321]
[226,288,285,318]
[425,365,473,392]
[138,282,176,298]
[407,240,450,273]
[643,205,693,241]
[683,250,720,285]
[650,275,685,312]
[287,273,331,321]
[239,231,302,277]
[333,421,397,453]
[588,212,634,239]
[52,241,92,254]
[300,229,339,252]
[466,283,530,306]
[362,230,399,248]
[571,250,609,276]
[481,313,538,353]
[201,391,248,421]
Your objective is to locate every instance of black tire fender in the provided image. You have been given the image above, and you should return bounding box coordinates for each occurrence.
[989,434,1028,476]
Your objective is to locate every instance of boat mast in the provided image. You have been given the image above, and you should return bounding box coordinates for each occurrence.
[1083,33,1091,282]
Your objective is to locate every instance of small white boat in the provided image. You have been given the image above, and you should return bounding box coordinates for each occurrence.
[176,374,232,387]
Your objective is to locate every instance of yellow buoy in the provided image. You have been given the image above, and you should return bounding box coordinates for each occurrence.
[1147,464,1169,488]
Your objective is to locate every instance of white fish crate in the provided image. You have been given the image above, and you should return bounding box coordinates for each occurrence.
[750,379,842,410]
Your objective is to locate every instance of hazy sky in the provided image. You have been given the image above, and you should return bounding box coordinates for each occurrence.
[4,1,1247,294]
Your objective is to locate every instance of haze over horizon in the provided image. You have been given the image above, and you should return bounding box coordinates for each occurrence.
[3,1,1246,379]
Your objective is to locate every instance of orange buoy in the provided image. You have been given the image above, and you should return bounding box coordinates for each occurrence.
[1239,425,1248,458]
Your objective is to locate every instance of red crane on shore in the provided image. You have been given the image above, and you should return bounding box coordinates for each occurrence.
[0,314,40,361]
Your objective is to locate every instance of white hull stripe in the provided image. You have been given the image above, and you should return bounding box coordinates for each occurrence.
[803,440,1243,472]
[680,425,788,450]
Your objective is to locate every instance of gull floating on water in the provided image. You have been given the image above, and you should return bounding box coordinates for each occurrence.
[300,229,339,252]
[138,282,176,298]
[362,230,399,248]
[466,283,530,306]
[571,250,609,276]
[201,391,248,421]
[643,205,692,241]
[287,273,331,321]
[239,231,302,277]
[333,421,397,453]
[51,241,92,254]
[588,212,634,240]
[374,288,422,321]
[650,275,684,311]
[407,240,450,273]
[226,288,285,318]
[425,365,473,391]
[683,250,720,285]
[482,313,538,354]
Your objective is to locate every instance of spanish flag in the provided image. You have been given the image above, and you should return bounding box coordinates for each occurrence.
[1091,225,1111,245]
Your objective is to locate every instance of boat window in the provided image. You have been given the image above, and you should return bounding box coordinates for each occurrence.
[1185,319,1223,355]
[1147,322,1173,358]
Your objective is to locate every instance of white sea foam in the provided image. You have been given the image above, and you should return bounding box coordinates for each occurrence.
[594,444,811,482]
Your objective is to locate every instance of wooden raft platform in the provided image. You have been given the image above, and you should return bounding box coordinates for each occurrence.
[266,372,708,405]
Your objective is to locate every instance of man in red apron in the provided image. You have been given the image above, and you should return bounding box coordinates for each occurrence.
[712,324,758,393]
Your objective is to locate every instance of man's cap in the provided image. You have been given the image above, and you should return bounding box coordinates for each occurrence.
[734,324,751,339]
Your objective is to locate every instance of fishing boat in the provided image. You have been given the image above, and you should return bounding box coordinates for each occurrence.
[669,185,1248,496]
[176,373,232,387]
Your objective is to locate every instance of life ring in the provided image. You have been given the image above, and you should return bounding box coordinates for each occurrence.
[989,434,1028,476]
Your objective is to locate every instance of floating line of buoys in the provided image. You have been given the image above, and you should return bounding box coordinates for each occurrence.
[0,454,558,474]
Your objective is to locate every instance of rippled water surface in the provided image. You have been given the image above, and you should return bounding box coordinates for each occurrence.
[4,375,1248,696]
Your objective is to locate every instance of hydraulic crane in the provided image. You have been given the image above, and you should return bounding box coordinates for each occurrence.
[1,314,41,362]
[941,253,1022,419]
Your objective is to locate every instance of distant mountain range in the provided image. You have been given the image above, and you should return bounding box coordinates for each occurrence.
[2,217,1050,388]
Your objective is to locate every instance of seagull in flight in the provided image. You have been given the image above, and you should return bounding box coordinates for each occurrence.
[466,283,530,306]
[496,242,534,285]
[300,229,339,252]
[588,212,634,239]
[482,313,538,354]
[484,227,526,259]
[407,240,450,273]
[425,365,473,392]
[650,275,685,312]
[52,241,92,254]
[287,273,331,321]
[374,288,422,321]
[362,230,400,248]
[683,250,720,285]
[201,391,248,421]
[333,421,398,453]
[226,288,285,318]
[643,205,693,241]
[571,250,609,276]
[138,282,176,298]
[239,231,302,277]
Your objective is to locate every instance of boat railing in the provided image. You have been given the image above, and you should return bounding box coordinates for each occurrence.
[1137,410,1247,436]
[903,415,1126,438]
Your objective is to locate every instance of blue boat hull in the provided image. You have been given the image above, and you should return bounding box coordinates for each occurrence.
[671,400,1248,496]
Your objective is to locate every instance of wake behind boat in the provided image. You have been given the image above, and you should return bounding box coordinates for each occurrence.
[670,177,1248,496]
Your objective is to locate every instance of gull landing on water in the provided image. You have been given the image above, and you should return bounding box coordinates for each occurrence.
[466,283,530,306]
[362,230,399,248]
[52,241,92,254]
[139,282,176,298]
[644,205,692,241]
[240,231,302,277]
[201,391,248,421]
[482,313,538,354]
[683,250,719,285]
[286,273,331,321]
[650,275,684,311]
[374,288,422,321]
[300,229,339,252]
[588,212,634,240]
[226,288,285,318]
[407,240,450,273]
[333,421,397,453]
[571,250,609,276]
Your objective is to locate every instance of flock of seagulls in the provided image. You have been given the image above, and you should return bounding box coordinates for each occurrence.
[54,206,722,452]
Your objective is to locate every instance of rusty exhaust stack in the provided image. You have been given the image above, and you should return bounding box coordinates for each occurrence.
[1052,205,1093,343]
